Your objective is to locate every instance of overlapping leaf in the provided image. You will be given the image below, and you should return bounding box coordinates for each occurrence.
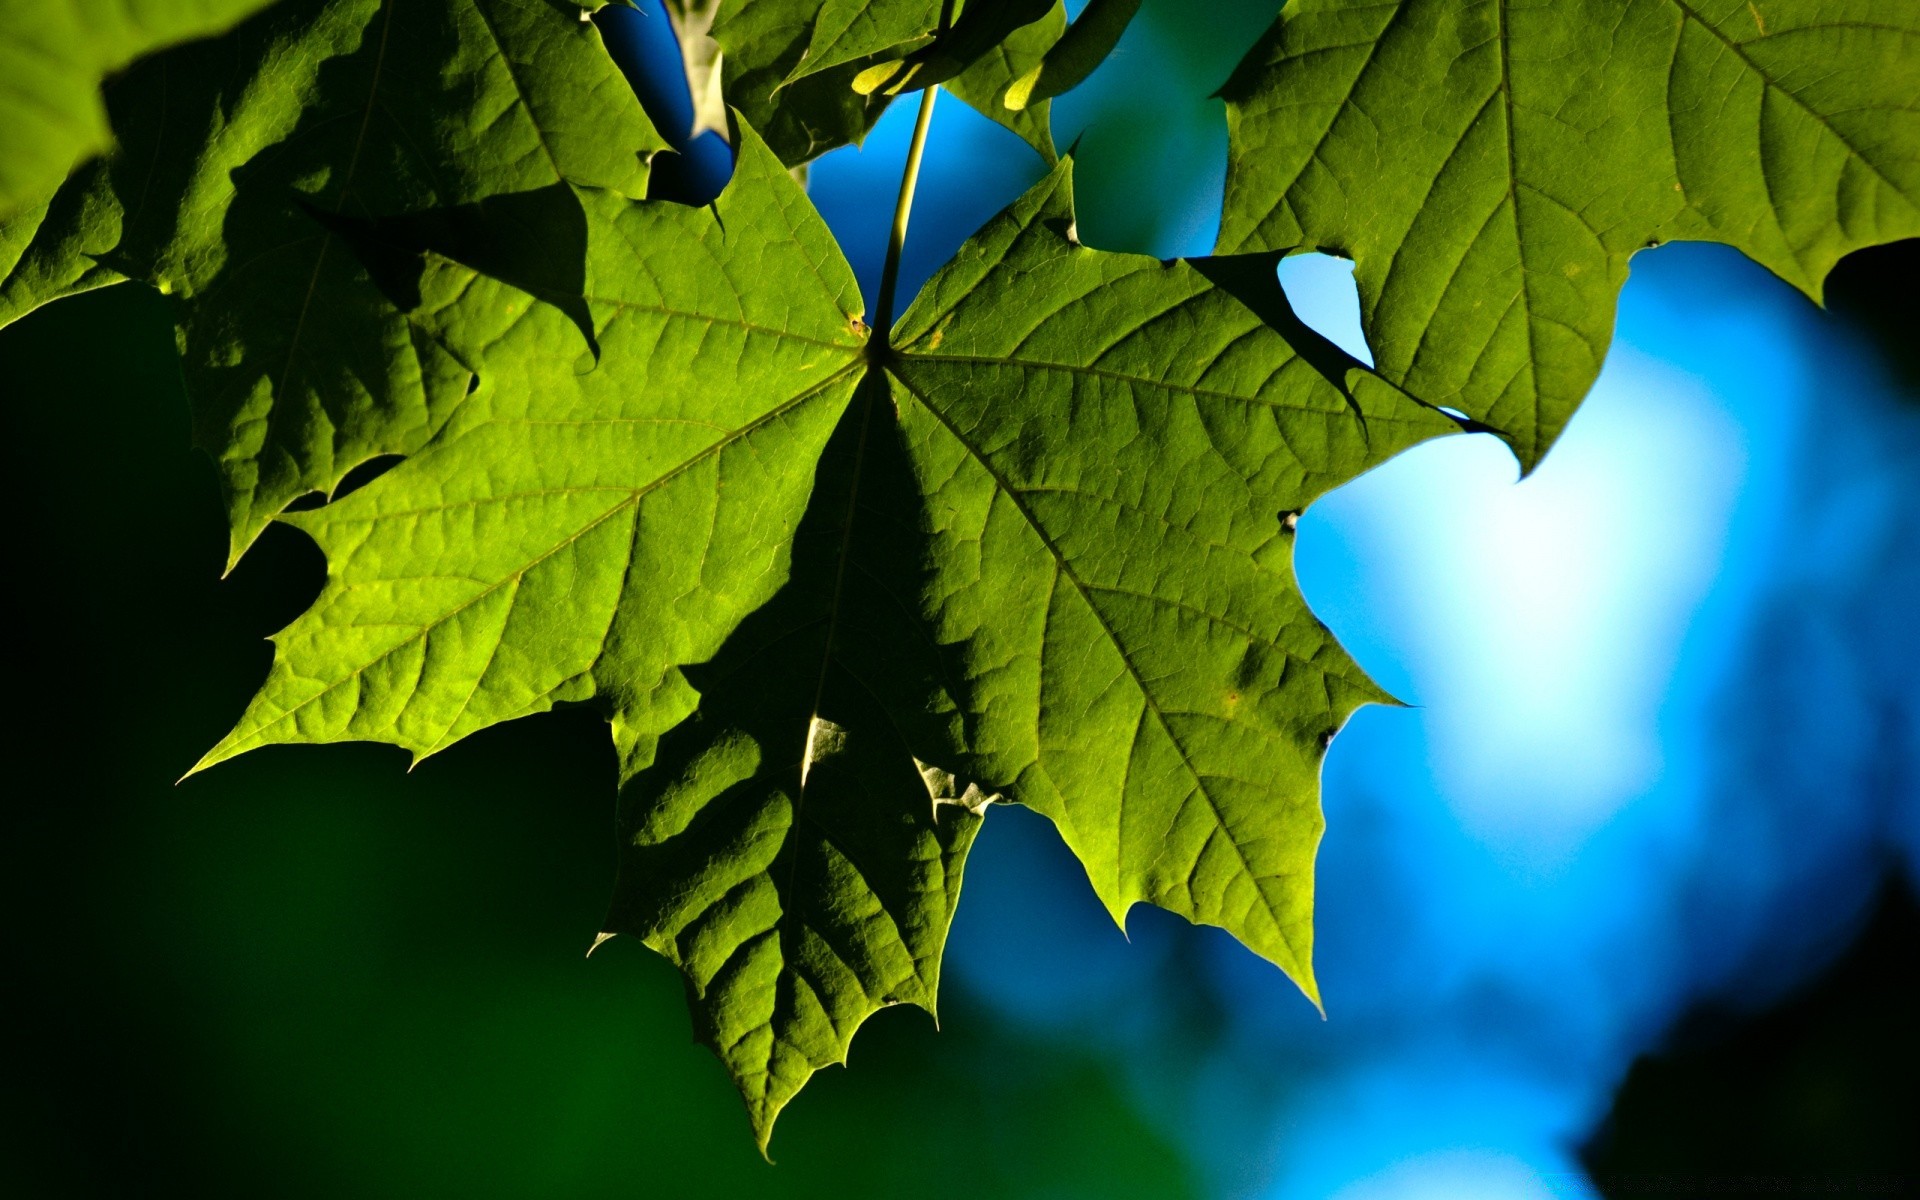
[704,0,910,162]
[851,0,1052,96]
[0,0,663,563]
[6,0,1910,1156]
[194,130,865,773]
[200,104,1459,1136]
[707,0,1064,163]
[1003,0,1142,111]
[0,0,285,219]
[1220,0,1920,466]
[943,2,1066,162]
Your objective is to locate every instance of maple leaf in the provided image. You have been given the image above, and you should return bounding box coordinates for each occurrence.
[1,0,664,565]
[179,105,1457,1140]
[4,0,1913,1155]
[1218,0,1920,467]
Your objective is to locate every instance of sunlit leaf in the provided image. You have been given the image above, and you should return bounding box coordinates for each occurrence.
[1220,0,1920,466]
[1003,0,1141,110]
[0,0,664,564]
[2,0,1907,1154]
[0,0,286,219]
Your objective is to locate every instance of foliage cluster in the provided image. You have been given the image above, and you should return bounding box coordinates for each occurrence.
[1,0,1913,1148]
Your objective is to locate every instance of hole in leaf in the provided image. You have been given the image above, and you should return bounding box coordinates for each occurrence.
[228,520,331,637]
[1276,252,1373,367]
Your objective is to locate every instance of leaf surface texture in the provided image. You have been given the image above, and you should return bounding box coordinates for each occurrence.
[0,0,285,217]
[2,0,1912,1151]
[1,0,665,561]
[1220,0,1920,465]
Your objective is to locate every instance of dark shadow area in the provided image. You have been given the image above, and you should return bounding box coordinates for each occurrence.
[87,0,489,525]
[1193,251,1376,393]
[1584,885,1920,1196]
[663,368,979,789]
[608,370,985,1021]
[1827,238,1919,399]
[306,184,598,353]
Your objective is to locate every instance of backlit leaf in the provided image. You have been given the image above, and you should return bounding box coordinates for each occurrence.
[1219,0,1920,466]
[3,0,1909,1152]
[0,0,285,219]
[0,0,664,564]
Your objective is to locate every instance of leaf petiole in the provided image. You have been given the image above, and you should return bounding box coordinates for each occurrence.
[871,83,938,353]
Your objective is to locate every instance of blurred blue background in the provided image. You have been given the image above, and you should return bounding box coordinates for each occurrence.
[6,1,1914,1196]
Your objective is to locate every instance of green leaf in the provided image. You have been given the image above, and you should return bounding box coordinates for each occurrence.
[0,0,665,566]
[5,0,1905,1158]
[603,369,990,1154]
[1003,0,1141,111]
[192,128,864,773]
[703,0,1063,165]
[708,0,907,163]
[885,164,1458,995]
[1219,0,1920,467]
[0,157,125,317]
[852,0,1055,96]
[783,0,944,84]
[946,1,1066,163]
[196,117,1457,1138]
[0,0,286,220]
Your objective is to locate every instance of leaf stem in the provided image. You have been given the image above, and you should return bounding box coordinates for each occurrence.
[872,83,939,351]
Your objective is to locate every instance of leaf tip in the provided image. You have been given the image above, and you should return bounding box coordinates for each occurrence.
[749,1104,782,1164]
[180,736,242,784]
